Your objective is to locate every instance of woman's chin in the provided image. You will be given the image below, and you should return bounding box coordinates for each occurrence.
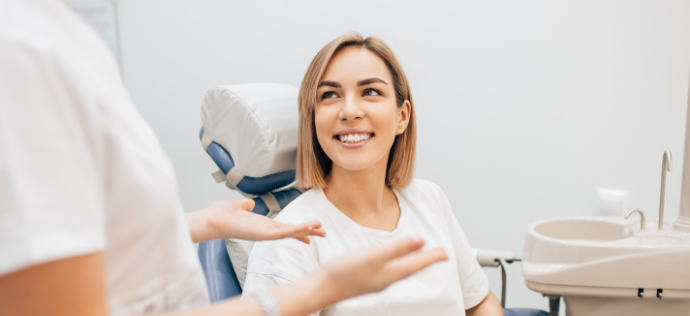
[332,158,379,172]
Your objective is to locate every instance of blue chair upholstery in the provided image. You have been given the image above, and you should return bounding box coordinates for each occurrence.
[198,238,241,302]
[200,127,295,194]
[251,188,302,216]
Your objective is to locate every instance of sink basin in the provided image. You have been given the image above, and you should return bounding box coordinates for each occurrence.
[522,216,690,316]
[533,218,630,242]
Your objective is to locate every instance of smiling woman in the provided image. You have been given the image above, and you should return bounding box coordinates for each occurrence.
[297,35,416,190]
[243,34,504,316]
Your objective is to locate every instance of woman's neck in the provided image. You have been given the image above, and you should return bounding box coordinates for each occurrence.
[323,156,400,231]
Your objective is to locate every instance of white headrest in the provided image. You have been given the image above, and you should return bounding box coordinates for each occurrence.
[201,83,299,178]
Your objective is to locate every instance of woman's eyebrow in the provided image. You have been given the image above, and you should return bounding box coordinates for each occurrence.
[318,81,341,88]
[357,77,388,86]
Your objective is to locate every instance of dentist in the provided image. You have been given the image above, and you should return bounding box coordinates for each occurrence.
[0,0,447,315]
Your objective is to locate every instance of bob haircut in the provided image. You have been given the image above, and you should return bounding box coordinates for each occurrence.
[296,34,416,190]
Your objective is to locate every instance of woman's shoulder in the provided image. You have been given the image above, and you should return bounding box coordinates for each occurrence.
[399,178,445,198]
[272,188,328,224]
[397,179,454,218]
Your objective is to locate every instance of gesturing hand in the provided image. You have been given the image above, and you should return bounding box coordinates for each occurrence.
[187,199,326,243]
[313,237,448,305]
[266,238,448,316]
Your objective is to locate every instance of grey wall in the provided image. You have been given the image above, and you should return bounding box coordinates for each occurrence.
[117,0,690,312]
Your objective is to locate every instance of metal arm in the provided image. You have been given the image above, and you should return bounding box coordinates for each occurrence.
[474,249,517,309]
[675,69,690,231]
[659,151,672,230]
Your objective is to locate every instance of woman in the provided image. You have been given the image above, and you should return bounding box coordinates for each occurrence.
[0,1,447,315]
[243,35,504,315]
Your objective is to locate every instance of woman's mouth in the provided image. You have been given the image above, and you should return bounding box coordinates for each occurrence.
[333,132,375,147]
[336,133,372,143]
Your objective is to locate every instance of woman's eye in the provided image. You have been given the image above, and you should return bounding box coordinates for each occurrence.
[362,88,382,97]
[321,91,338,100]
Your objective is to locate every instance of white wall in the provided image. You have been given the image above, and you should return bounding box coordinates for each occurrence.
[117,0,690,311]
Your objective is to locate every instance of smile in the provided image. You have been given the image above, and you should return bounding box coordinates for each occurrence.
[336,133,373,143]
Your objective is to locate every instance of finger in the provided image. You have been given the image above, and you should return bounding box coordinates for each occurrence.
[290,228,326,238]
[238,199,256,212]
[293,236,311,244]
[270,221,323,239]
[284,221,323,235]
[383,248,448,280]
[373,237,426,263]
[299,221,322,230]
[310,228,327,237]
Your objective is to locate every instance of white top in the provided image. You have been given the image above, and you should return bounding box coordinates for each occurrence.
[244,179,490,316]
[0,0,209,314]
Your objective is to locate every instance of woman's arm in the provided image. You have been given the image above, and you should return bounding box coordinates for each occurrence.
[0,238,447,316]
[465,292,503,316]
[186,199,326,244]
[425,181,502,315]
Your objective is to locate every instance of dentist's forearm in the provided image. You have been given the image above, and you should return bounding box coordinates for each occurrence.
[164,274,331,316]
[272,271,332,316]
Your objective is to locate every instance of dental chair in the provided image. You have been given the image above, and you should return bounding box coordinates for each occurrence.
[197,83,550,316]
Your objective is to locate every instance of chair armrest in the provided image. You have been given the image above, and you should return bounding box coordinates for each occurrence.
[198,239,243,302]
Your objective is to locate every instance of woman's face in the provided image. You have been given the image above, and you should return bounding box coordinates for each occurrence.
[314,46,410,173]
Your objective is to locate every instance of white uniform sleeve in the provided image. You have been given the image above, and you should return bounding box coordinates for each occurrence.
[243,213,321,316]
[430,182,490,309]
[0,39,106,276]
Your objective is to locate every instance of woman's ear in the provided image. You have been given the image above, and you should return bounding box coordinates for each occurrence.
[396,100,411,135]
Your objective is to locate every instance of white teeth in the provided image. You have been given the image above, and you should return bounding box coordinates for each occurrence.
[338,133,371,143]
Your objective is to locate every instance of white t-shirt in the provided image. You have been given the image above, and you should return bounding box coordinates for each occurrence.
[243,179,490,316]
[0,0,209,314]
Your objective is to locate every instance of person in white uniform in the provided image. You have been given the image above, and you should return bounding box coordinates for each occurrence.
[243,35,504,315]
[0,1,448,315]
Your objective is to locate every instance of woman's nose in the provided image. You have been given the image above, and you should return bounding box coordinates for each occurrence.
[338,96,364,121]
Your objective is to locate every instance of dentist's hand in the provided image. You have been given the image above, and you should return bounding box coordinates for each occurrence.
[186,199,326,243]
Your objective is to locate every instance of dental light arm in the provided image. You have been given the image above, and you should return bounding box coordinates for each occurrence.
[474,249,517,267]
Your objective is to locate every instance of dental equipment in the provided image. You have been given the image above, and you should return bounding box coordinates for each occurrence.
[522,70,690,316]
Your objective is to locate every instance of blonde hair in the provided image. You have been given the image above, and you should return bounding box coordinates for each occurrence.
[296,34,416,190]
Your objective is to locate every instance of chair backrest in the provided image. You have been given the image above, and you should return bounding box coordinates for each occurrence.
[198,83,302,302]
